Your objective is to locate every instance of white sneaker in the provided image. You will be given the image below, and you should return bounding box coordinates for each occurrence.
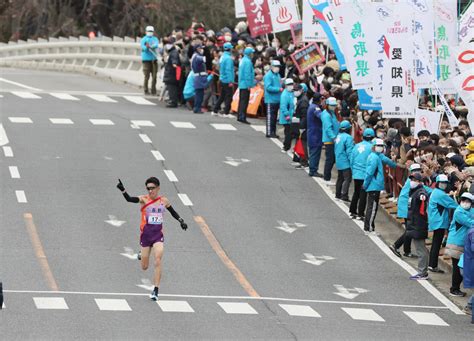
[211,112,219,116]
[370,231,380,236]
[364,231,371,236]
[218,113,225,117]
[324,180,336,186]
[226,114,236,119]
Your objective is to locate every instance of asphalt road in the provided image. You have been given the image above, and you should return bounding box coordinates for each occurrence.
[0,68,472,339]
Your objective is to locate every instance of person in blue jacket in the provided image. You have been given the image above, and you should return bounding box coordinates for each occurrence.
[140,26,159,95]
[363,138,397,234]
[445,192,474,297]
[335,120,354,201]
[213,43,235,117]
[349,128,374,219]
[191,45,208,114]
[183,70,213,103]
[307,93,323,177]
[321,97,340,183]
[462,226,474,318]
[237,47,255,124]
[279,78,295,152]
[427,174,458,273]
[263,60,282,138]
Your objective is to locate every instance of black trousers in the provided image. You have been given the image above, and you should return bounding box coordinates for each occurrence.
[364,191,380,231]
[336,169,351,200]
[283,125,292,151]
[451,257,463,291]
[265,103,279,136]
[323,143,335,181]
[429,229,445,268]
[213,82,233,115]
[350,179,367,216]
[238,88,250,121]
[166,83,179,106]
[394,229,413,255]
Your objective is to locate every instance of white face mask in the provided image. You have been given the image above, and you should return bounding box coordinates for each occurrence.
[438,183,448,190]
[375,146,384,153]
[146,32,153,37]
[286,85,294,91]
[341,83,350,89]
[272,42,280,48]
[377,132,385,138]
[298,74,305,80]
[410,181,419,189]
[271,67,280,73]
[327,77,334,83]
[238,40,245,46]
[461,201,472,210]
[294,91,302,97]
[224,35,232,42]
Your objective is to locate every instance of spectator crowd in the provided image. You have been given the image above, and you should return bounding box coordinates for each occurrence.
[139,20,474,318]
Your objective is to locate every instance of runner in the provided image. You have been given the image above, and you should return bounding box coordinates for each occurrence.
[117,177,188,301]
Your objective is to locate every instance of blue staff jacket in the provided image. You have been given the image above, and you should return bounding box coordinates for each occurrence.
[219,51,235,84]
[427,188,458,231]
[363,152,397,192]
[279,89,295,125]
[335,132,354,170]
[321,109,339,143]
[351,140,372,180]
[140,35,159,61]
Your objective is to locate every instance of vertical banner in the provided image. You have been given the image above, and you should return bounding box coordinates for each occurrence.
[434,84,459,127]
[357,89,382,110]
[308,0,346,70]
[434,0,458,93]
[458,3,473,44]
[302,0,327,42]
[244,0,273,38]
[414,108,442,135]
[267,0,300,33]
[453,42,474,116]
[234,0,246,18]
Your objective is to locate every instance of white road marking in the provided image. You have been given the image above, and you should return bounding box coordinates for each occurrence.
[0,94,3,98]
[89,119,114,126]
[274,220,306,234]
[15,190,27,203]
[0,77,42,91]
[9,117,32,123]
[139,134,152,143]
[11,91,41,99]
[279,304,321,317]
[157,300,195,313]
[170,121,196,129]
[151,150,165,161]
[136,278,154,291]
[164,169,178,182]
[334,285,369,300]
[49,93,79,101]
[211,123,237,131]
[95,298,132,311]
[3,146,13,157]
[104,215,126,227]
[342,308,385,322]
[123,96,155,105]
[218,302,258,314]
[130,120,155,127]
[9,166,20,179]
[86,94,117,103]
[223,157,251,167]
[251,125,266,133]
[178,193,193,206]
[403,311,449,326]
[33,297,68,310]
[301,254,335,266]
[0,124,9,146]
[49,118,74,125]
[120,247,139,260]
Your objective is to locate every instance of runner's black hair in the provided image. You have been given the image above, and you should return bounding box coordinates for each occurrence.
[145,177,160,187]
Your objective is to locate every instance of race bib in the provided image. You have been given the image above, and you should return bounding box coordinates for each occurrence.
[147,214,163,225]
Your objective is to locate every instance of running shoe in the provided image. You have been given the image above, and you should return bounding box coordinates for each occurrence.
[211,111,219,116]
[449,289,466,297]
[389,245,402,258]
[150,288,159,301]
[404,253,418,258]
[409,273,428,280]
[428,266,445,273]
[137,251,142,261]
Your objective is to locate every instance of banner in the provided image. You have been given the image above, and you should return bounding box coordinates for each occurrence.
[357,89,382,111]
[302,0,327,42]
[244,0,273,38]
[290,43,326,74]
[434,0,458,93]
[290,21,303,45]
[308,0,346,70]
[414,108,442,135]
[231,86,264,116]
[234,0,246,18]
[458,3,473,44]
[434,84,459,127]
[268,0,300,33]
[453,71,474,117]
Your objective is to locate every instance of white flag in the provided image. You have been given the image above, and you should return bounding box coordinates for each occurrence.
[268,0,300,33]
[458,3,473,44]
[414,108,442,135]
[302,0,327,42]
[234,0,246,18]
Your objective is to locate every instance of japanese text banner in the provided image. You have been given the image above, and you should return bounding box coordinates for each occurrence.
[268,0,300,33]
[244,0,273,37]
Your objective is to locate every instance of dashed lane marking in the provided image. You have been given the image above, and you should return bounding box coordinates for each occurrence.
[170,121,196,129]
[89,119,114,126]
[218,302,258,315]
[33,297,68,310]
[11,91,41,99]
[151,150,165,161]
[86,94,117,103]
[9,166,20,179]
[279,304,321,318]
[95,298,132,311]
[131,120,155,127]
[211,123,237,131]
[49,93,79,101]
[157,300,195,313]
[139,134,152,143]
[178,193,193,206]
[404,311,449,326]
[15,190,27,203]
[3,146,13,157]
[164,169,178,182]
[342,307,385,322]
[0,124,9,146]
[9,117,33,123]
[123,96,155,105]
[49,118,74,125]
[250,125,266,133]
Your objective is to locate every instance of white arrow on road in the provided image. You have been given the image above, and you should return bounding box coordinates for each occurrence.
[136,278,154,291]
[301,253,335,266]
[105,215,126,227]
[120,246,139,260]
[274,220,307,234]
[223,156,251,167]
[333,284,369,299]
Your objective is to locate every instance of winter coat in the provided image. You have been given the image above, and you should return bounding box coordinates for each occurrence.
[397,180,433,219]
[263,70,282,104]
[306,103,323,148]
[163,48,181,85]
[427,188,458,231]
[321,109,339,143]
[363,152,397,192]
[140,35,159,61]
[238,53,255,89]
[350,140,372,180]
[219,51,235,84]
[406,185,429,240]
[191,53,208,90]
[183,71,213,100]
[463,228,474,288]
[295,95,310,130]
[279,89,295,125]
[447,206,473,246]
[335,132,354,170]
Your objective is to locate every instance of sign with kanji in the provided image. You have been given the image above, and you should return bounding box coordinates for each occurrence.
[244,0,273,38]
[290,43,326,74]
[302,0,327,42]
[267,0,300,33]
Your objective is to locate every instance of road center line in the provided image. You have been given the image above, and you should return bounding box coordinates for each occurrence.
[9,166,20,178]
[24,213,59,291]
[3,146,13,157]
[0,124,9,146]
[15,190,27,203]
[194,216,260,298]
[139,134,152,143]
[0,77,42,91]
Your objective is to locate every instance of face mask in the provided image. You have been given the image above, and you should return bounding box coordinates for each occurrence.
[294,91,302,97]
[272,42,280,48]
[341,83,350,89]
[438,183,448,190]
[286,85,294,91]
[238,40,245,46]
[256,45,264,52]
[375,146,384,153]
[299,74,305,80]
[165,44,173,51]
[271,66,280,73]
[461,202,472,210]
[146,32,153,37]
[377,132,385,138]
[327,77,334,83]
[224,35,232,42]
[410,181,419,189]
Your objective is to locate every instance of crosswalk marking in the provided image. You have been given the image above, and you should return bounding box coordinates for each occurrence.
[211,123,237,131]
[151,150,165,161]
[86,94,117,103]
[11,91,41,99]
[279,304,321,318]
[164,169,178,182]
[9,117,33,123]
[123,96,155,105]
[342,308,385,322]
[89,119,114,126]
[33,297,69,310]
[3,146,13,157]
[9,166,20,179]
[131,120,155,127]
[157,300,195,313]
[49,93,79,101]
[95,299,132,311]
[178,193,193,206]
[139,134,152,143]
[404,311,449,326]
[251,125,266,133]
[50,118,74,125]
[170,121,196,129]
[218,302,258,315]
[15,190,27,203]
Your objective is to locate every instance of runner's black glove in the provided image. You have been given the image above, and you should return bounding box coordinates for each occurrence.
[179,218,188,231]
[117,179,125,192]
